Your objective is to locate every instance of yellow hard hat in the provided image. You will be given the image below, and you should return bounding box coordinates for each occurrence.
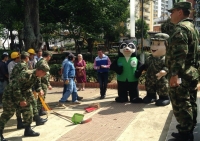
[11,52,20,59]
[27,48,36,54]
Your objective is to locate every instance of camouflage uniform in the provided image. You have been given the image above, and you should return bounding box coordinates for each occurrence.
[0,61,50,139]
[144,55,169,96]
[141,33,170,106]
[161,19,175,35]
[10,60,29,117]
[166,2,199,136]
[0,69,42,129]
[34,52,51,113]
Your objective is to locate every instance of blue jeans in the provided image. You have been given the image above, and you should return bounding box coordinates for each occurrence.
[0,81,8,94]
[62,83,79,97]
[59,78,78,102]
[97,72,108,96]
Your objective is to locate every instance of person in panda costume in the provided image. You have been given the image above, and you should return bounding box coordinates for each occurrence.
[110,40,143,103]
[135,33,170,106]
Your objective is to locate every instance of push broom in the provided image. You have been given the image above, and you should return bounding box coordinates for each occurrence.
[37,93,92,124]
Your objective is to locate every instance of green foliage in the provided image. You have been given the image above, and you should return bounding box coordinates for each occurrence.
[85,62,97,82]
[135,18,150,40]
[49,64,62,81]
[49,62,116,83]
[0,0,24,30]
[38,0,130,53]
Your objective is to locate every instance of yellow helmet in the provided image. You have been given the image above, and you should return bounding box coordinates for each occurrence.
[11,52,20,59]
[27,48,36,54]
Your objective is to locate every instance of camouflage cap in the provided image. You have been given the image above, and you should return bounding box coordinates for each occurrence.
[168,2,192,13]
[36,62,50,72]
[43,51,52,57]
[151,33,169,41]
[21,51,30,57]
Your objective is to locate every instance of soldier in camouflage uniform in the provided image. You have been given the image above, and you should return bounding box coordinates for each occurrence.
[161,18,175,36]
[11,51,46,130]
[0,61,50,140]
[136,33,170,106]
[35,51,52,116]
[166,2,199,140]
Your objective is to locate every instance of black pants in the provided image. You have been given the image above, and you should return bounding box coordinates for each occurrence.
[97,72,108,96]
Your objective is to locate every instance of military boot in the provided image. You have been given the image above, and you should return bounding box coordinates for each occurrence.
[171,132,194,141]
[33,115,47,126]
[143,92,157,103]
[17,117,25,129]
[39,108,47,116]
[24,125,40,137]
[0,130,7,141]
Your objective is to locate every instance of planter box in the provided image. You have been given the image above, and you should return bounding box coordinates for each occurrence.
[50,81,145,90]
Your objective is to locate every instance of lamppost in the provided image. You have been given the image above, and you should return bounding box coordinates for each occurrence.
[140,0,145,64]
[130,0,144,63]
[130,0,136,37]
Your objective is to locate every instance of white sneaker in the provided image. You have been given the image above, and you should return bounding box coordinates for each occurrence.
[56,103,66,108]
[72,100,81,104]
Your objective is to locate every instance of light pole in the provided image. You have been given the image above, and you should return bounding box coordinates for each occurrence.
[130,0,136,37]
[140,0,145,64]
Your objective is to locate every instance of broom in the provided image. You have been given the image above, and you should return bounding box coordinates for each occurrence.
[37,93,92,124]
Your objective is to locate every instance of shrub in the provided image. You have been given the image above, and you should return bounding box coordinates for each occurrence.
[49,64,62,81]
[49,62,116,83]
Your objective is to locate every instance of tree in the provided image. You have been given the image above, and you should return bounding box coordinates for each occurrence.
[39,0,129,53]
[135,18,149,46]
[23,0,42,50]
[0,0,24,50]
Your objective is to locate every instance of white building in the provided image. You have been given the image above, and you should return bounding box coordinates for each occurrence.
[153,0,172,24]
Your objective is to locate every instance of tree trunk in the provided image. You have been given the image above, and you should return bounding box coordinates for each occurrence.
[45,41,50,50]
[87,38,94,53]
[104,39,109,52]
[18,30,24,51]
[10,30,15,50]
[23,0,42,51]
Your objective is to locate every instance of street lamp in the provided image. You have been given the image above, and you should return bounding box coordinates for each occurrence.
[140,0,145,64]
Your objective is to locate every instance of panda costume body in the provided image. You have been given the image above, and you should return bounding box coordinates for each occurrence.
[110,40,143,103]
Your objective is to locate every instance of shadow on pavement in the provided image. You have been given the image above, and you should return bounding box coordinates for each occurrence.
[158,110,173,141]
[4,136,23,141]
[194,122,200,141]
[98,102,145,115]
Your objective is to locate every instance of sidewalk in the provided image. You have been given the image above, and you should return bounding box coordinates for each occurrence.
[0,88,198,141]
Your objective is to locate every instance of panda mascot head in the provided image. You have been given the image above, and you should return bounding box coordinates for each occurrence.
[119,40,137,58]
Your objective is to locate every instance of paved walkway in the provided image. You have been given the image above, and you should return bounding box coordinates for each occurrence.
[0,88,199,141]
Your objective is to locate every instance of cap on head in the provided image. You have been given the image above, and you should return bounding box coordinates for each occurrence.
[68,53,76,60]
[65,52,71,57]
[168,2,192,13]
[3,52,9,56]
[36,62,50,72]
[21,51,30,57]
[151,33,169,41]
[43,51,52,57]
[11,52,20,59]
[27,48,36,54]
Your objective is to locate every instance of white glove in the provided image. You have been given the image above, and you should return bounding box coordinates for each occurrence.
[155,70,167,80]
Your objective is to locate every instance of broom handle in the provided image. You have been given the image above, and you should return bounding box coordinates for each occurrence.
[52,111,72,119]
[38,94,51,111]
